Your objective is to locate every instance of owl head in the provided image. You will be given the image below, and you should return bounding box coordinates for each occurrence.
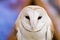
[16,5,52,32]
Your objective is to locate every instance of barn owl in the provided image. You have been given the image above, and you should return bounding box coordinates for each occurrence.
[15,5,54,40]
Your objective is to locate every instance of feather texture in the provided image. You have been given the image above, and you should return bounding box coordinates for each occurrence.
[15,5,54,40]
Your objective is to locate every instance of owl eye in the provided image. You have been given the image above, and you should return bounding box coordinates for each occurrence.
[25,16,30,20]
[38,16,42,20]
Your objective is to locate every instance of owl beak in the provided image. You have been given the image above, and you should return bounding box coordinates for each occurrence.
[30,20,37,31]
[30,23,37,31]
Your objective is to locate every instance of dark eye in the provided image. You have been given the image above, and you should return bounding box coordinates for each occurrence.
[38,16,42,20]
[25,16,30,20]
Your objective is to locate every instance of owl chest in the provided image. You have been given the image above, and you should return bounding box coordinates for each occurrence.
[17,26,47,40]
[21,32,45,40]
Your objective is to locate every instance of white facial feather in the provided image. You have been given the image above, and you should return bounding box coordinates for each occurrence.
[16,6,54,40]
